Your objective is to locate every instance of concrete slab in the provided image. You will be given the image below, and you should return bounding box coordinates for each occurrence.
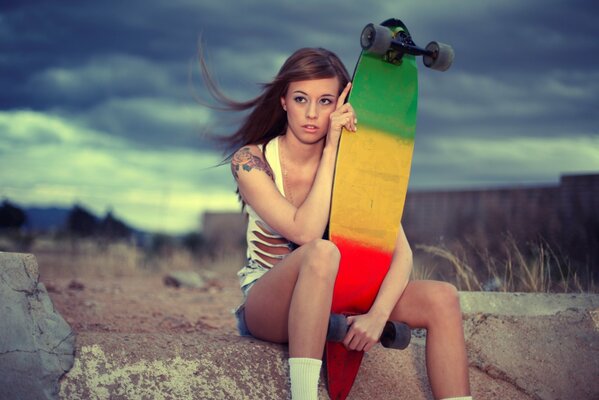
[59,291,599,399]
[460,291,599,316]
[60,332,534,400]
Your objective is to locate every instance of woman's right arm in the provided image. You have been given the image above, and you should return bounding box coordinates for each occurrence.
[232,83,356,245]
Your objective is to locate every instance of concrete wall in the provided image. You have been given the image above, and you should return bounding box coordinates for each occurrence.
[202,211,247,255]
[202,173,599,277]
[402,173,599,277]
[403,185,559,244]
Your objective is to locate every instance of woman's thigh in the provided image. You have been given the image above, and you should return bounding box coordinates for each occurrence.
[243,243,314,343]
[243,239,340,342]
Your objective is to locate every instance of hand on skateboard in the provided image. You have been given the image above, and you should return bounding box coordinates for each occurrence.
[327,313,411,350]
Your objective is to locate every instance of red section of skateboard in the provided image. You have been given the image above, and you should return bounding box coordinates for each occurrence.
[330,235,392,313]
[326,235,393,399]
[325,342,363,400]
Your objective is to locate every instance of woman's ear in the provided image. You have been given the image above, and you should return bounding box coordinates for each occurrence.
[280,97,287,112]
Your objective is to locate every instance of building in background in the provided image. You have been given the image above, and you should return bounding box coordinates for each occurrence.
[201,174,599,278]
[202,211,247,257]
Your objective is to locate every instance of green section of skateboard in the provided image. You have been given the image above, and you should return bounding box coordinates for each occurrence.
[349,52,418,140]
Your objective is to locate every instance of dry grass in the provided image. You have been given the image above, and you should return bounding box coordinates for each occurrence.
[6,235,245,280]
[413,245,481,291]
[31,238,142,278]
[2,233,595,293]
[414,236,597,293]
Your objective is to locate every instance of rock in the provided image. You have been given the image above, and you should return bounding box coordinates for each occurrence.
[44,281,61,293]
[61,332,530,400]
[59,291,599,399]
[61,332,297,399]
[163,271,206,289]
[460,291,599,316]
[464,307,599,400]
[0,252,75,400]
[67,279,85,291]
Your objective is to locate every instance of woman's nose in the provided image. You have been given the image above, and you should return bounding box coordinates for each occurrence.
[306,102,318,119]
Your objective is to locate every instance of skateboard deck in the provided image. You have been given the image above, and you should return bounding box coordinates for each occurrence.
[325,20,419,400]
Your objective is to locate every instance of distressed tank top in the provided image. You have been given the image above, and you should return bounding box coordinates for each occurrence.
[238,136,294,287]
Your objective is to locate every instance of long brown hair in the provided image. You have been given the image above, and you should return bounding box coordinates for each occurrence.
[199,47,351,158]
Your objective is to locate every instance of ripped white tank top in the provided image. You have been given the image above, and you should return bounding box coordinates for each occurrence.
[238,136,295,287]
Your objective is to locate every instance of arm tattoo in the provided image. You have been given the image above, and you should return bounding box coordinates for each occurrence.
[232,147,274,181]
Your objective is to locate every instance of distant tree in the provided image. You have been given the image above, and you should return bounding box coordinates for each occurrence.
[150,233,176,256]
[0,200,27,229]
[66,205,98,237]
[182,232,206,255]
[99,211,132,239]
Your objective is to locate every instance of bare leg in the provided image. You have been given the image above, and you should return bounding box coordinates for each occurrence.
[389,280,470,399]
[244,239,340,358]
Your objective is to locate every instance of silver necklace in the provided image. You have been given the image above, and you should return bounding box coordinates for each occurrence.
[280,139,295,205]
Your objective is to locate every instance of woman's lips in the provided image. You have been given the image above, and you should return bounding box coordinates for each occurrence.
[303,124,318,133]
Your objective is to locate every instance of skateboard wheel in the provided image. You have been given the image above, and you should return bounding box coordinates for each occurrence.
[327,313,348,342]
[380,321,411,350]
[360,23,392,55]
[423,41,454,71]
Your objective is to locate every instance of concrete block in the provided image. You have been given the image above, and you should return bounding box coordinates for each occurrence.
[0,252,75,400]
[57,289,599,399]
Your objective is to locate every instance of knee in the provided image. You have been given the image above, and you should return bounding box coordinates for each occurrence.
[428,282,462,322]
[305,239,341,263]
[301,239,340,280]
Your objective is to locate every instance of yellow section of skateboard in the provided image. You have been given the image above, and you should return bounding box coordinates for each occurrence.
[330,126,414,253]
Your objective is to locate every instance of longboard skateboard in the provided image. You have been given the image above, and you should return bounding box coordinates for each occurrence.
[326,18,454,400]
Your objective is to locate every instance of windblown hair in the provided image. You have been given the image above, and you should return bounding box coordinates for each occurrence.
[199,47,351,158]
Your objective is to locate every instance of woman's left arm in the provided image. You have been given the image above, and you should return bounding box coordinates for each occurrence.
[343,224,413,352]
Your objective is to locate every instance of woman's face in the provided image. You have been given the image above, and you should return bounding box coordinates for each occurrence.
[281,77,341,144]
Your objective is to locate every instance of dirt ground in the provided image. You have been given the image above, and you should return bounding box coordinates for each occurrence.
[40,265,243,338]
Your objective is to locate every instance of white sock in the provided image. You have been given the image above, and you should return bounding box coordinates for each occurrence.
[442,397,473,400]
[288,357,322,400]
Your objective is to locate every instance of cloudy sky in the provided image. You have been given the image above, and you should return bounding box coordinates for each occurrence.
[1,0,598,234]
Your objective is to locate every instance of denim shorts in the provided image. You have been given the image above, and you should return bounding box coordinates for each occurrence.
[234,281,258,337]
[234,260,269,337]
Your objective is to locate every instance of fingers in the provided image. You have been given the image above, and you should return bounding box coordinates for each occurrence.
[344,105,357,132]
[342,318,376,352]
[345,104,357,132]
[336,82,352,110]
[343,331,371,352]
[342,316,357,349]
[327,83,357,143]
[331,103,357,132]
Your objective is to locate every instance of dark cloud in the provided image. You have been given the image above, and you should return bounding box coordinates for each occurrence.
[1,0,598,183]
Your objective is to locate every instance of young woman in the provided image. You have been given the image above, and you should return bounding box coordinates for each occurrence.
[202,47,472,400]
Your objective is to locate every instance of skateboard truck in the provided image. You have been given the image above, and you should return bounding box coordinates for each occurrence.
[327,313,411,350]
[360,19,454,71]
